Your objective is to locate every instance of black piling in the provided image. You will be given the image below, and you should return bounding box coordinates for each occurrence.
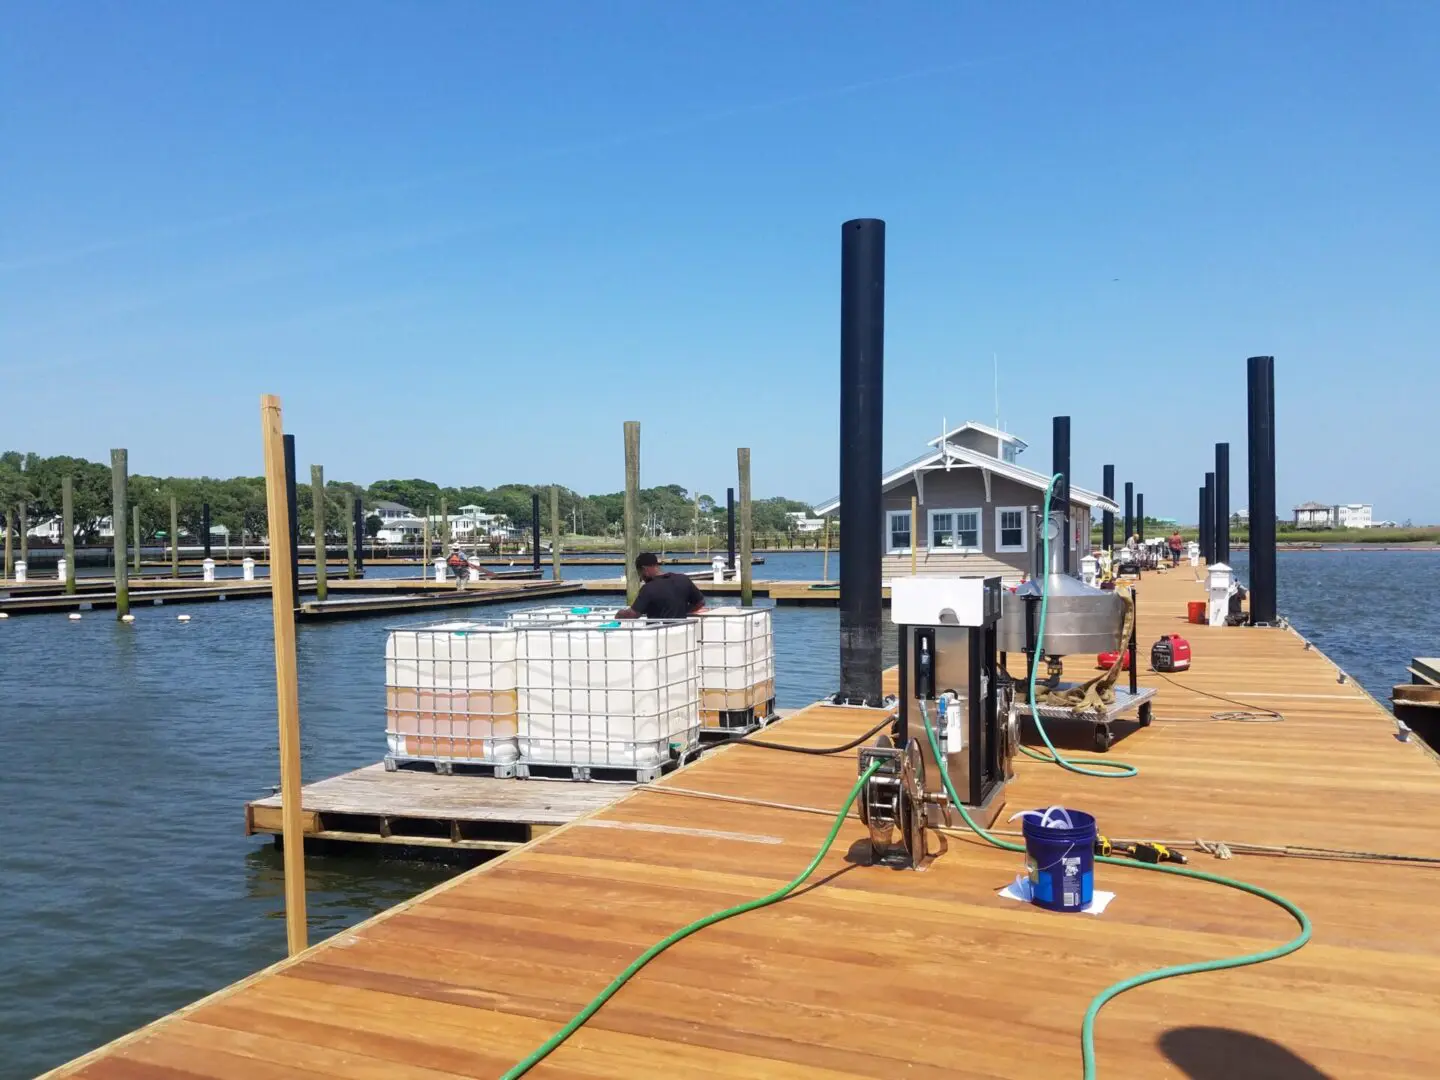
[283,435,300,609]
[726,488,736,571]
[1052,416,1071,573]
[531,492,542,573]
[202,502,212,560]
[837,217,885,707]
[1198,486,1209,563]
[1214,442,1231,565]
[1101,464,1115,551]
[1137,493,1145,542]
[1124,482,1134,543]
[1247,356,1278,624]
[353,492,366,575]
[1203,472,1216,563]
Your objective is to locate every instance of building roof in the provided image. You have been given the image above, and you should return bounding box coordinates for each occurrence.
[370,500,412,512]
[814,440,1119,516]
[926,421,1028,450]
[1293,501,1331,511]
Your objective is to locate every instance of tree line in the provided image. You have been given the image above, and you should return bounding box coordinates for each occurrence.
[0,452,818,543]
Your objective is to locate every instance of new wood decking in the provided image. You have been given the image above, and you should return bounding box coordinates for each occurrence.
[45,568,1440,1078]
[245,764,631,853]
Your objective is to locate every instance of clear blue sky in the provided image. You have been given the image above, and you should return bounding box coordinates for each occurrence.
[3,2,1435,522]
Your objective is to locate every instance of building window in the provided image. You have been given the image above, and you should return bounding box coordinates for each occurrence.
[886,510,912,553]
[929,508,981,553]
[996,507,1027,552]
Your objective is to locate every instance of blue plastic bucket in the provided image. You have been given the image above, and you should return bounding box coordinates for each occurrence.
[1021,808,1096,913]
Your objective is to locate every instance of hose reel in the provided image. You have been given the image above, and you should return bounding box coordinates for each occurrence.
[856,735,927,869]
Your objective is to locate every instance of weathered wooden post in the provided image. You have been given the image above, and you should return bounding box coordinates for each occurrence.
[62,477,76,594]
[18,500,27,565]
[738,448,753,605]
[345,491,357,579]
[111,450,129,618]
[310,465,328,602]
[624,421,640,603]
[531,492,542,574]
[170,496,180,578]
[259,395,308,956]
[822,515,831,583]
[440,498,449,551]
[132,512,141,574]
[422,506,431,579]
[551,485,563,582]
[3,508,12,580]
[202,502,212,560]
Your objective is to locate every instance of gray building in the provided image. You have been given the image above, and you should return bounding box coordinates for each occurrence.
[815,421,1119,581]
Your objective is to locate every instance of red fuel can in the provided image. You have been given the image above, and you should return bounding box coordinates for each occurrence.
[1151,634,1192,672]
[1096,649,1131,669]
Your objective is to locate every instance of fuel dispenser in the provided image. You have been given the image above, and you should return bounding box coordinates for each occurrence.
[858,577,1017,868]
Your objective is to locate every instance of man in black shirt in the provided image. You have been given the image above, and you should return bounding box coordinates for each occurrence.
[618,552,706,620]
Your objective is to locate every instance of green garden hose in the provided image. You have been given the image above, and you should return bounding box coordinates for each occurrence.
[919,699,1311,1079]
[499,761,882,1079]
[1017,473,1137,778]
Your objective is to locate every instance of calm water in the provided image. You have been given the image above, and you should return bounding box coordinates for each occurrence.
[1,549,1432,1078]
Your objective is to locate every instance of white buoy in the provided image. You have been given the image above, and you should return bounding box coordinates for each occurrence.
[177,613,192,622]
[68,612,82,621]
[121,613,135,623]
[0,612,9,619]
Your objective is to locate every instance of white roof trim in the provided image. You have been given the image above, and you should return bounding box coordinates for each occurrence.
[926,421,1028,450]
[814,442,1118,515]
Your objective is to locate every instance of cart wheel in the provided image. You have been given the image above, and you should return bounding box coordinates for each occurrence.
[1139,703,1153,727]
[1094,727,1113,752]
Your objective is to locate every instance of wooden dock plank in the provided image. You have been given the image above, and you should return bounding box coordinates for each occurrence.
[48,568,1440,1079]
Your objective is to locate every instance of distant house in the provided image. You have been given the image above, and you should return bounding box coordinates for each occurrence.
[1292,502,1333,529]
[1334,503,1373,529]
[815,420,1119,581]
[785,511,825,534]
[369,500,412,522]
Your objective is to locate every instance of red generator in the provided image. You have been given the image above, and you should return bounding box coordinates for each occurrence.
[1151,634,1192,673]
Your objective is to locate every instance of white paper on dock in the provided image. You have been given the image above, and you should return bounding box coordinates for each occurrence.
[998,882,1116,916]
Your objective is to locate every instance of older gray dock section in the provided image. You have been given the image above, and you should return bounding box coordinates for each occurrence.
[245,763,630,852]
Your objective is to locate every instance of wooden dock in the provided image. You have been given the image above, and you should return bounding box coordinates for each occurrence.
[296,580,583,619]
[0,578,304,615]
[44,568,1440,1078]
[246,764,630,853]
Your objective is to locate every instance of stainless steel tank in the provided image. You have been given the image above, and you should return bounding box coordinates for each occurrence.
[996,511,1125,655]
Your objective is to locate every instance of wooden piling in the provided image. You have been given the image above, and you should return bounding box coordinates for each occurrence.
[170,496,180,578]
[422,507,431,579]
[440,499,449,550]
[62,477,76,594]
[910,494,918,575]
[738,448,753,606]
[551,485,563,583]
[345,492,357,579]
[822,516,831,583]
[111,449,129,618]
[133,513,141,574]
[311,465,328,602]
[624,421,640,604]
[259,394,309,957]
[18,500,27,564]
[3,508,12,581]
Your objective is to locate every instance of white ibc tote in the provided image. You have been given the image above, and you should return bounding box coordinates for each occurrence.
[518,619,699,767]
[384,620,520,762]
[695,607,775,726]
[508,605,622,628]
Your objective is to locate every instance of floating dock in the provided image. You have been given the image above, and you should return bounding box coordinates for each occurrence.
[245,764,628,853]
[43,567,1440,1078]
[296,579,582,619]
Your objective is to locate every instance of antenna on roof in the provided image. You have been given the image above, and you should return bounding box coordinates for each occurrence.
[994,352,1001,431]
